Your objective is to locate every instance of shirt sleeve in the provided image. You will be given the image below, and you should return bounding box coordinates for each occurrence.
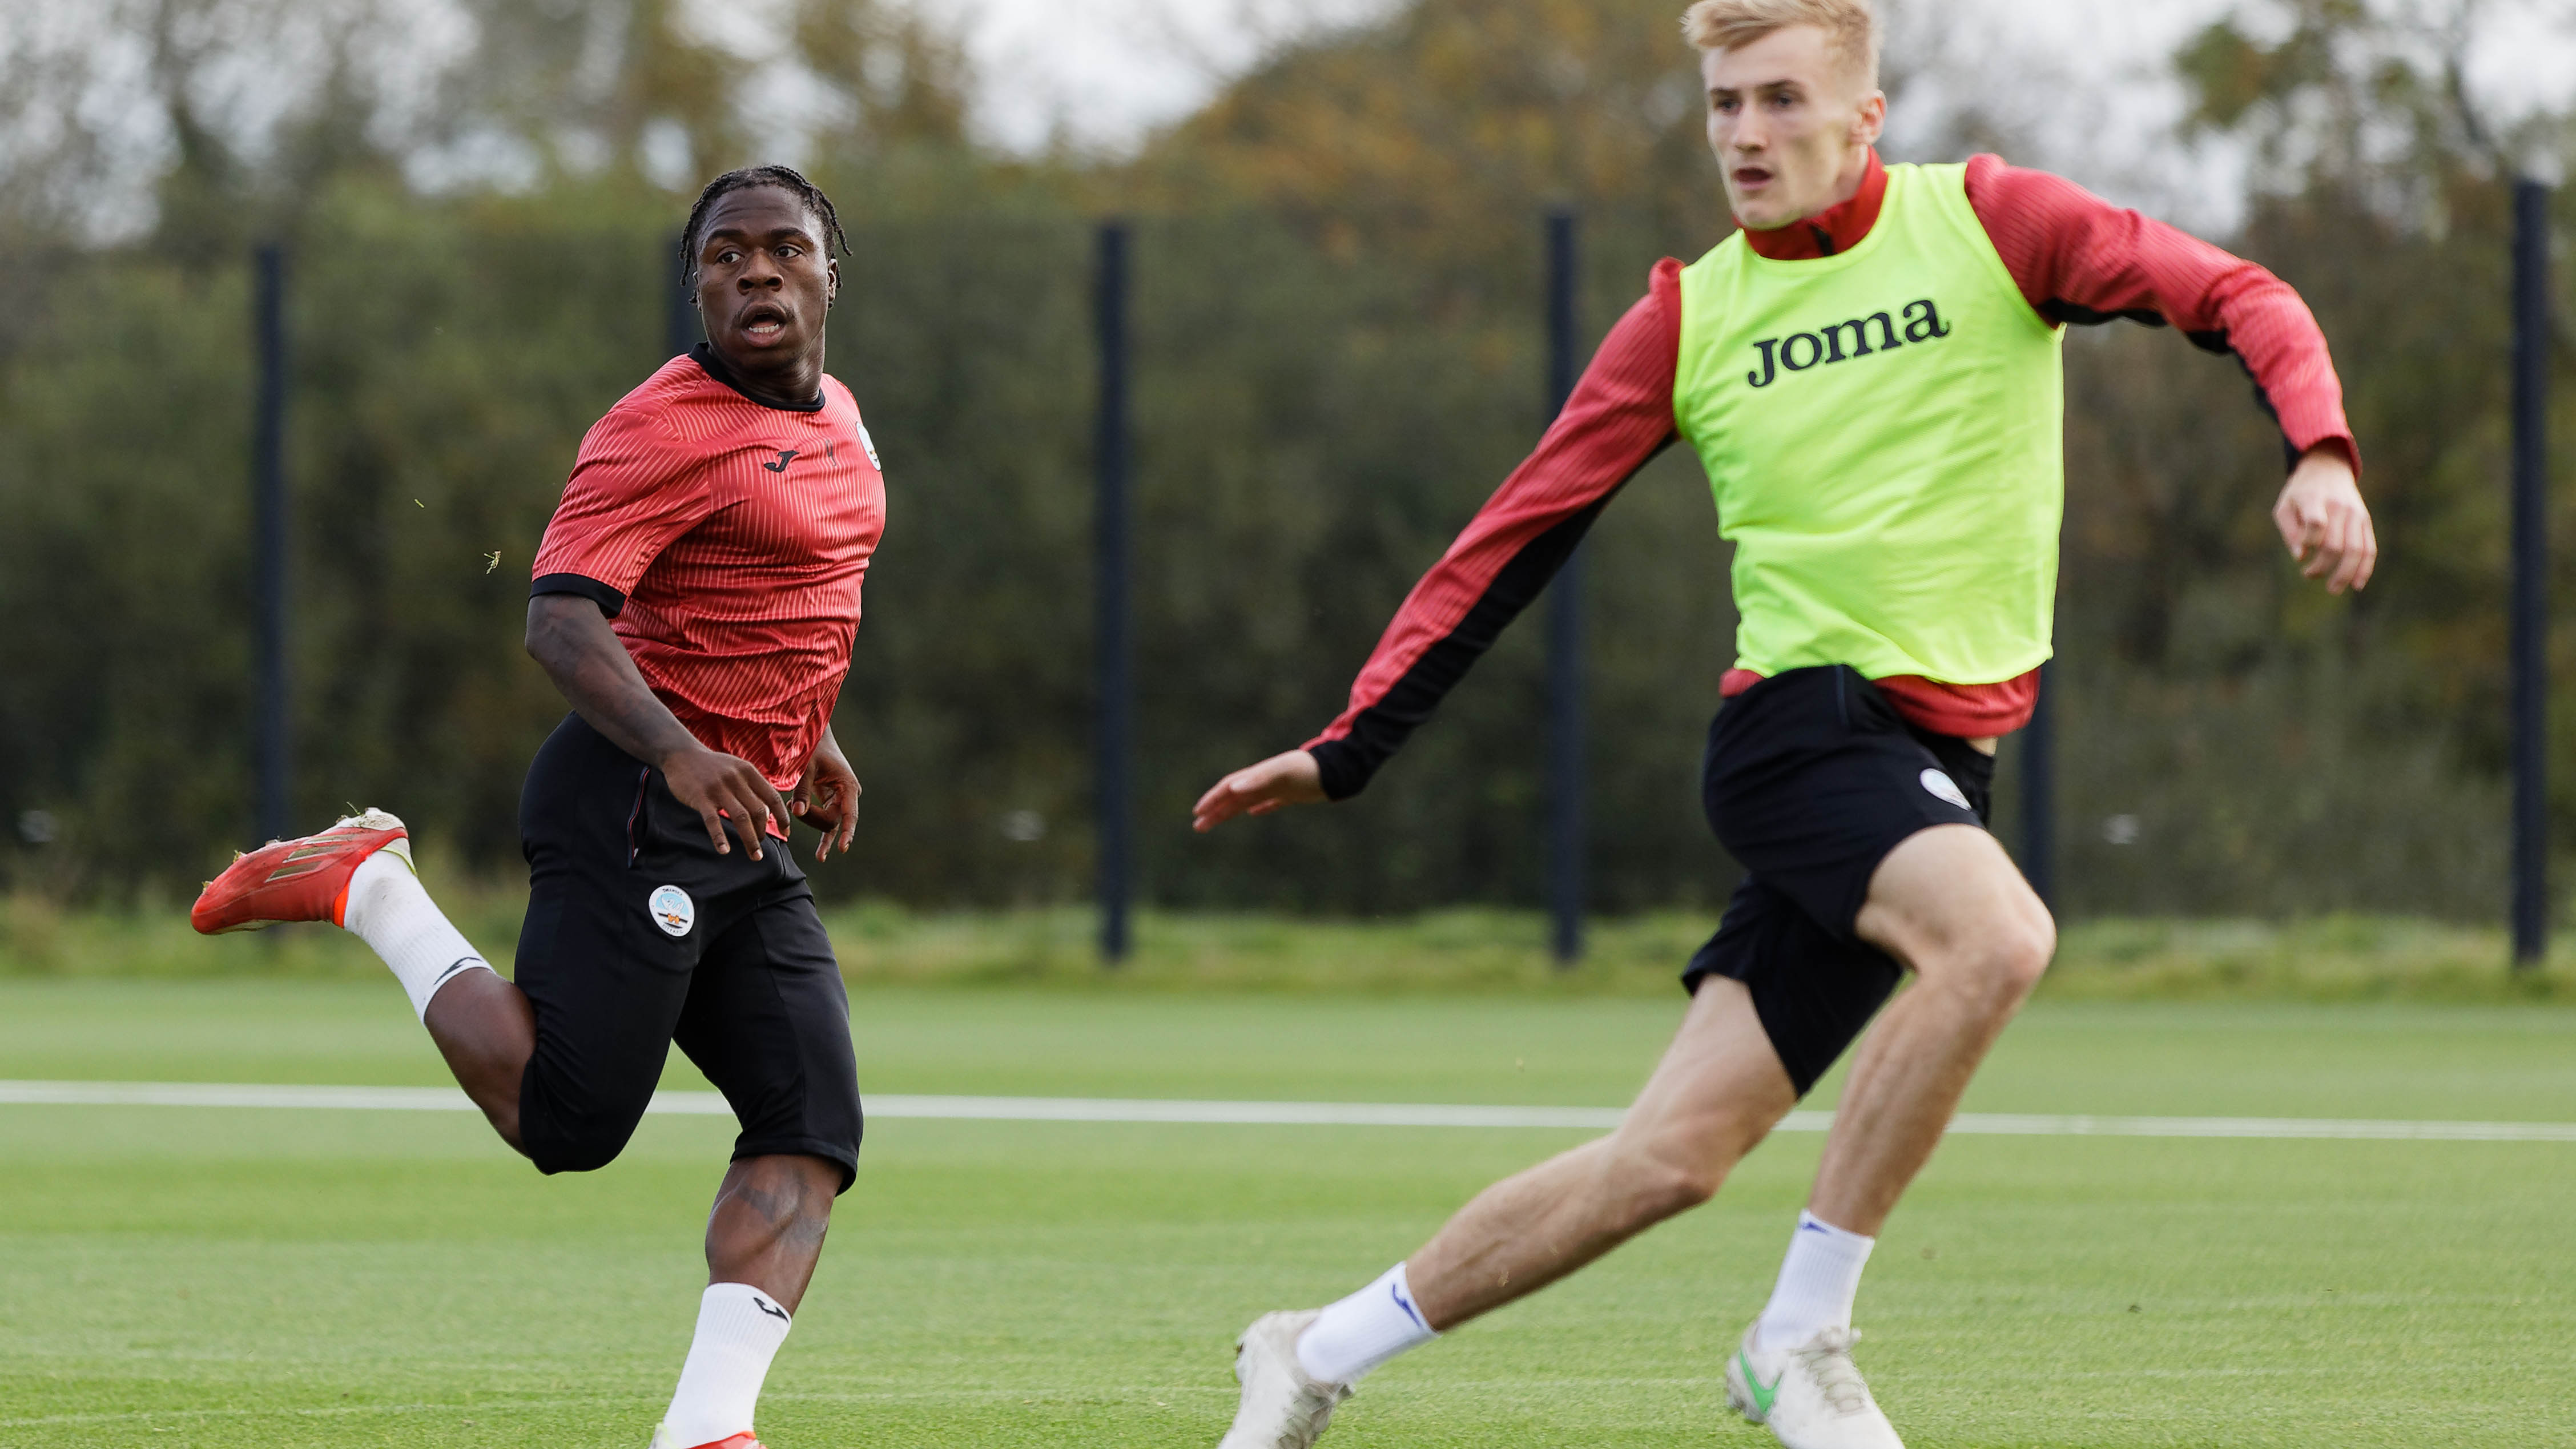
[1302,260,1685,800]
[529,404,716,617]
[1964,153,2360,474]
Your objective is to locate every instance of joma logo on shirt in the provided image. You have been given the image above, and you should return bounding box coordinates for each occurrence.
[1745,298,1953,388]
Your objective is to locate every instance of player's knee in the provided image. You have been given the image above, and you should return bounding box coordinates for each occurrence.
[1961,911,2055,1009]
[1604,1138,1724,1225]
[1635,1158,1724,1223]
[1999,908,2056,996]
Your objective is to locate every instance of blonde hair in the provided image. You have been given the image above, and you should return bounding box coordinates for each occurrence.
[1680,0,1880,87]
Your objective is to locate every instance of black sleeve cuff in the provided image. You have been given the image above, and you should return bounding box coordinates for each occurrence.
[530,573,626,618]
[1307,740,1372,802]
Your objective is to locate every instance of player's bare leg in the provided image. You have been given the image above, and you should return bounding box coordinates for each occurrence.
[1405,976,1795,1326]
[1217,979,1793,1448]
[198,822,841,1291]
[1722,823,2054,1449]
[344,834,840,1449]
[649,1154,842,1449]
[706,1154,840,1311]
[425,984,839,1313]
[1810,824,2054,1234]
[422,969,537,1149]
[195,809,847,1449]
[430,978,838,1297]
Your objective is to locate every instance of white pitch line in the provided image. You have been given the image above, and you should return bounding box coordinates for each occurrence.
[0,1080,2571,1142]
[876,1093,1629,1129]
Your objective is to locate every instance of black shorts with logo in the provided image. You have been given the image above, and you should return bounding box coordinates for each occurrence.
[511,714,863,1189]
[1681,666,1998,1096]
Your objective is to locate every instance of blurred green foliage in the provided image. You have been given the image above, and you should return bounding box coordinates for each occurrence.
[0,0,2568,926]
[10,889,2576,1005]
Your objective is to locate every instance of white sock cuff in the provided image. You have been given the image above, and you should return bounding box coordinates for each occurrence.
[340,849,493,1020]
[1754,1211,1877,1351]
[1295,1261,1438,1385]
[699,1280,795,1337]
[1795,1209,1874,1253]
[1393,1261,1434,1334]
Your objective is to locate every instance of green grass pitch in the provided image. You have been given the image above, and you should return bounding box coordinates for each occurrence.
[4,977,2575,1446]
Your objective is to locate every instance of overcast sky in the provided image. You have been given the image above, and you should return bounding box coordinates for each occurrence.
[952,0,2576,178]
[950,0,1398,153]
[9,0,2567,242]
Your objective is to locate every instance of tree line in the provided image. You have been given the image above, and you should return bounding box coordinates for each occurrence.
[0,0,2567,923]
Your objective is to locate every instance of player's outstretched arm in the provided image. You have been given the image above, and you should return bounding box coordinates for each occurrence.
[1967,158,2377,597]
[2272,444,2377,594]
[1263,267,1683,806]
[1190,268,1675,829]
[793,724,862,862]
[1192,749,1327,833]
[525,594,794,860]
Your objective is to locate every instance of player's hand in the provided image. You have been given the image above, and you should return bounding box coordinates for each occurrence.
[1192,749,1327,833]
[793,730,862,862]
[661,744,794,861]
[2272,445,2377,594]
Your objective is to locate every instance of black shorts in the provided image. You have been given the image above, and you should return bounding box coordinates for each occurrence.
[1681,666,1998,1096]
[510,714,863,1189]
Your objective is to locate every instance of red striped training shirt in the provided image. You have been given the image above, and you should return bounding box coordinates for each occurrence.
[532,345,888,791]
[1303,152,2361,800]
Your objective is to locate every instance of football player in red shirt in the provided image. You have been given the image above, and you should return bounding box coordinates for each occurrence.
[194,166,886,1449]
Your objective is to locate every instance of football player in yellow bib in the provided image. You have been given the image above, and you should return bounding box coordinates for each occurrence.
[1192,3,2376,1447]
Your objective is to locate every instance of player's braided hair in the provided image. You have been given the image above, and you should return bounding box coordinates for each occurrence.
[678,164,849,287]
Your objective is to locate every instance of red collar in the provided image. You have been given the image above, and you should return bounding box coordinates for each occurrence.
[1742,150,1886,260]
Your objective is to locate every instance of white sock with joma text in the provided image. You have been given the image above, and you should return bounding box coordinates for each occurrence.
[660,1282,795,1446]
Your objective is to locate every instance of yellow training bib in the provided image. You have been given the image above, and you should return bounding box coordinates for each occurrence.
[1673,163,2066,685]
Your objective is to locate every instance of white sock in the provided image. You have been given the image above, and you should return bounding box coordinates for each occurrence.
[339,847,494,1019]
[1754,1210,1876,1351]
[660,1283,795,1446]
[1295,1261,1438,1384]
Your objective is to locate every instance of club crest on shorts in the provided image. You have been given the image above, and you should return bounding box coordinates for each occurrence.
[647,884,695,937]
[1919,768,1972,812]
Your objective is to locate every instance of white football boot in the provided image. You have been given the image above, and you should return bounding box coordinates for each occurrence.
[1726,1323,1904,1449]
[1217,1309,1352,1449]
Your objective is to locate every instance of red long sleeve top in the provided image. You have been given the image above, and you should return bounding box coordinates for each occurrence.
[1303,152,2360,800]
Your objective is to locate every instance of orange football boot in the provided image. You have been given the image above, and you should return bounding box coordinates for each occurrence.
[649,1432,763,1449]
[190,808,410,935]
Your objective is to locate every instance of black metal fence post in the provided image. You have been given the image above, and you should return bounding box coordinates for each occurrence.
[669,229,700,359]
[1096,222,1134,963]
[2512,179,2552,969]
[252,244,291,844]
[1545,210,1585,965]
